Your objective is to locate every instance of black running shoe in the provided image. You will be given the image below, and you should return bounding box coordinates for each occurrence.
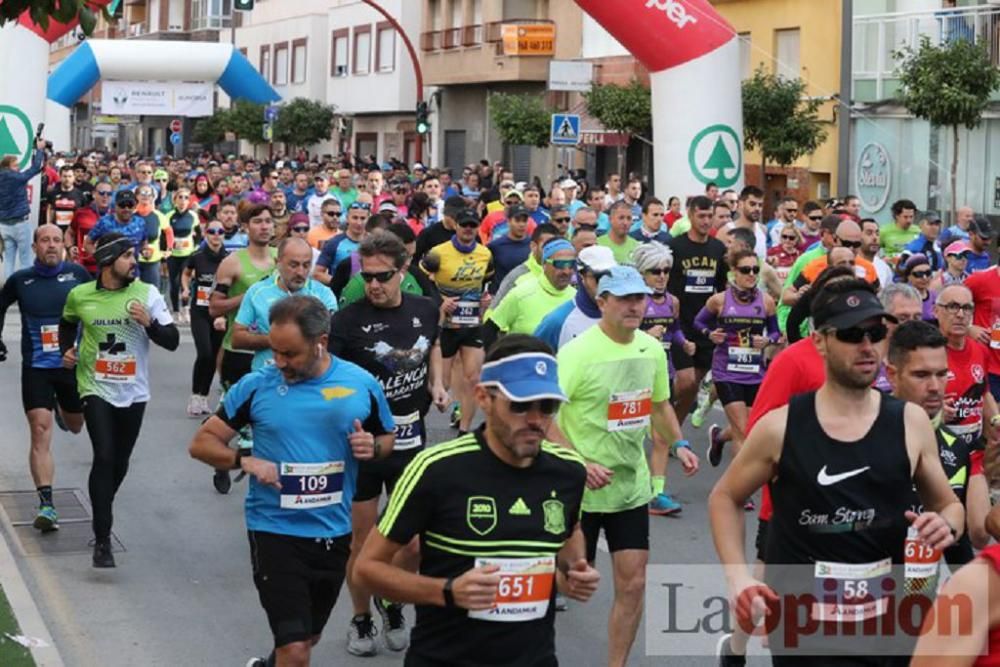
[213,469,231,495]
[92,539,115,568]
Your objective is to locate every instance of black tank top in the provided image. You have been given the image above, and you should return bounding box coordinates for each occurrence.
[764,392,916,657]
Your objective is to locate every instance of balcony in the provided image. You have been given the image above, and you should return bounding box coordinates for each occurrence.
[420,19,555,86]
[853,5,1000,103]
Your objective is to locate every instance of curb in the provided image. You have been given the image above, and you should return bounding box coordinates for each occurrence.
[0,512,64,667]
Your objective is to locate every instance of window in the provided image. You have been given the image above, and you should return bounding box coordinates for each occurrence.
[274,42,289,85]
[376,24,395,72]
[450,0,463,28]
[331,29,348,77]
[738,32,751,81]
[353,25,371,75]
[292,38,307,84]
[775,28,800,80]
[191,0,231,30]
[260,45,271,83]
[429,0,442,31]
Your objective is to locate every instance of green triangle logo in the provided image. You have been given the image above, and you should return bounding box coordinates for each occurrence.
[0,116,21,158]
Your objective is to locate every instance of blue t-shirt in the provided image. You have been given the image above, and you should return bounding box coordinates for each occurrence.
[221,362,394,538]
[487,235,531,288]
[88,213,149,259]
[968,250,992,273]
[235,275,338,370]
[628,227,671,244]
[0,262,92,368]
[285,187,314,214]
[317,235,361,271]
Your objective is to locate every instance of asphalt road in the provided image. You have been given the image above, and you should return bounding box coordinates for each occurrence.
[0,316,766,666]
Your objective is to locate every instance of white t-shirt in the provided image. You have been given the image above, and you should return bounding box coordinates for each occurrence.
[722,221,767,260]
[306,191,340,229]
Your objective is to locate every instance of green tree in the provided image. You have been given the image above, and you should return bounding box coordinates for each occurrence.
[583,80,652,175]
[226,100,266,146]
[192,109,229,146]
[894,35,1000,222]
[1,0,114,36]
[272,98,338,150]
[488,93,551,149]
[741,66,828,189]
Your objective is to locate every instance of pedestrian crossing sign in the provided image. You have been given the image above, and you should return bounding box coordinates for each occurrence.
[551,113,581,146]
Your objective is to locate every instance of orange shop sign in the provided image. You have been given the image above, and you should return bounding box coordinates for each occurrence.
[502,24,555,56]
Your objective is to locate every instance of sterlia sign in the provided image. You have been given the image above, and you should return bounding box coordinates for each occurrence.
[101,80,213,117]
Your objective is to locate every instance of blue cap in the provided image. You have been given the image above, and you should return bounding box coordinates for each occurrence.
[597,265,654,297]
[479,353,568,403]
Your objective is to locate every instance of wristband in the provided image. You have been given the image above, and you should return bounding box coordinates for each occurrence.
[442,577,456,608]
[701,328,710,338]
[671,439,691,453]
[233,447,252,470]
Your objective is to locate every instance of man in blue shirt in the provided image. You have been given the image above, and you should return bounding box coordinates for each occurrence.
[967,217,994,273]
[85,189,147,262]
[233,237,337,370]
[629,198,670,244]
[488,204,532,288]
[0,138,46,278]
[901,211,945,272]
[189,294,395,667]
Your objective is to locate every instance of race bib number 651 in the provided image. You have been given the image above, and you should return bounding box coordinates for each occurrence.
[468,556,555,622]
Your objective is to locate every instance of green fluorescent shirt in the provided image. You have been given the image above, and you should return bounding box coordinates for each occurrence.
[557,325,669,513]
[597,234,640,266]
[776,245,824,333]
[669,217,690,237]
[62,279,173,407]
[879,223,920,259]
[489,274,575,335]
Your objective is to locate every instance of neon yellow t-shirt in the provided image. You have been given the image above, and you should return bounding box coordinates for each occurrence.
[490,274,575,335]
[557,325,669,513]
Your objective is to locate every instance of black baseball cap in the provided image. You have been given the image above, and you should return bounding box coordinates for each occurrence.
[972,217,995,240]
[456,208,480,225]
[444,195,467,218]
[507,204,530,219]
[116,190,137,206]
[812,289,897,330]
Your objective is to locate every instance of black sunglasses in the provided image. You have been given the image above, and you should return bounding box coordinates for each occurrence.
[576,224,597,232]
[808,215,823,222]
[95,190,112,196]
[910,269,932,279]
[553,216,571,223]
[290,225,310,233]
[781,234,797,241]
[458,221,479,229]
[838,238,862,249]
[645,268,668,276]
[829,322,889,344]
[489,391,559,415]
[736,265,761,275]
[204,228,225,235]
[117,202,136,209]
[323,210,342,217]
[360,270,396,283]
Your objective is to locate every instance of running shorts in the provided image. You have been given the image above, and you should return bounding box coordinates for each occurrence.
[220,349,253,389]
[580,504,649,564]
[354,448,421,503]
[715,381,761,407]
[439,327,483,358]
[671,340,713,372]
[21,366,82,413]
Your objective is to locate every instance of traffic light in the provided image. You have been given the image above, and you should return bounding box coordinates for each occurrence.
[233,0,254,11]
[416,101,430,135]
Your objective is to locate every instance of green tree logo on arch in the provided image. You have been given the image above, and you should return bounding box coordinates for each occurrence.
[688,124,742,188]
[0,105,33,169]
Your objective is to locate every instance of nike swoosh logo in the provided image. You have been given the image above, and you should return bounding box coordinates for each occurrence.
[816,465,870,486]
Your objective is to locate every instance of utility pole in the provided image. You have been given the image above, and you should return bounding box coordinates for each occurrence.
[359,0,425,163]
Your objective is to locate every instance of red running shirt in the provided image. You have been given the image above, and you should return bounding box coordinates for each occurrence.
[975,544,1000,667]
[965,268,1000,375]
[945,340,991,439]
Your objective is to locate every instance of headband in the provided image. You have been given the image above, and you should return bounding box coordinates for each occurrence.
[542,239,574,263]
[94,237,133,267]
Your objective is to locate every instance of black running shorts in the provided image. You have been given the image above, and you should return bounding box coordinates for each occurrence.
[21,366,82,414]
[580,504,649,564]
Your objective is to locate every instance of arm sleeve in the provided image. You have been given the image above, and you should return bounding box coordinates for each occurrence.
[692,306,717,335]
[481,319,501,351]
[669,320,688,348]
[411,268,441,306]
[766,315,782,343]
[330,259,352,299]
[786,291,813,344]
[0,277,17,336]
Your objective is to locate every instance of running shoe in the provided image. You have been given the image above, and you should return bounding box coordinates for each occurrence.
[52,408,69,433]
[691,393,713,428]
[707,424,725,467]
[744,497,756,512]
[186,394,202,418]
[92,538,115,568]
[198,395,213,415]
[449,402,461,430]
[33,505,58,532]
[715,633,747,667]
[347,613,378,656]
[649,493,682,516]
[554,593,568,611]
[373,596,409,652]
[213,469,232,495]
[244,658,267,667]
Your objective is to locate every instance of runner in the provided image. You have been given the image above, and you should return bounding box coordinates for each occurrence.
[187,294,395,667]
[59,233,180,567]
[85,189,148,262]
[888,320,991,565]
[666,195,729,425]
[217,198,248,251]
[696,248,779,472]
[533,245,617,352]
[488,223,560,311]
[180,219,228,417]
[232,237,337,373]
[355,334,601,667]
[208,203,276,494]
[45,164,86,236]
[424,206,494,434]
[633,241,696,515]
[69,180,113,276]
[0,224,90,532]
[709,279,963,662]
[166,187,201,323]
[134,183,172,288]
[328,232,448,656]
[597,201,640,265]
[552,265,698,667]
[900,253,937,322]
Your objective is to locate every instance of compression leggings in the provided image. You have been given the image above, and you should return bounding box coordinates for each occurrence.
[167,255,188,313]
[84,397,146,541]
[190,308,224,396]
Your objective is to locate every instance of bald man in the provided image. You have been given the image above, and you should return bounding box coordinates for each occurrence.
[232,236,338,371]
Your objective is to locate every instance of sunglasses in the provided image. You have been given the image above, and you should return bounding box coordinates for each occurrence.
[507,398,560,415]
[553,217,570,223]
[458,221,479,229]
[323,210,342,217]
[576,224,597,232]
[838,238,862,249]
[96,190,112,196]
[828,322,889,344]
[808,215,823,222]
[291,225,310,233]
[360,270,396,283]
[910,269,932,279]
[393,188,409,194]
[548,259,576,270]
[938,302,974,315]
[781,234,798,241]
[350,202,372,211]
[736,265,761,275]
[117,202,136,209]
[644,268,668,276]
[205,228,226,235]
